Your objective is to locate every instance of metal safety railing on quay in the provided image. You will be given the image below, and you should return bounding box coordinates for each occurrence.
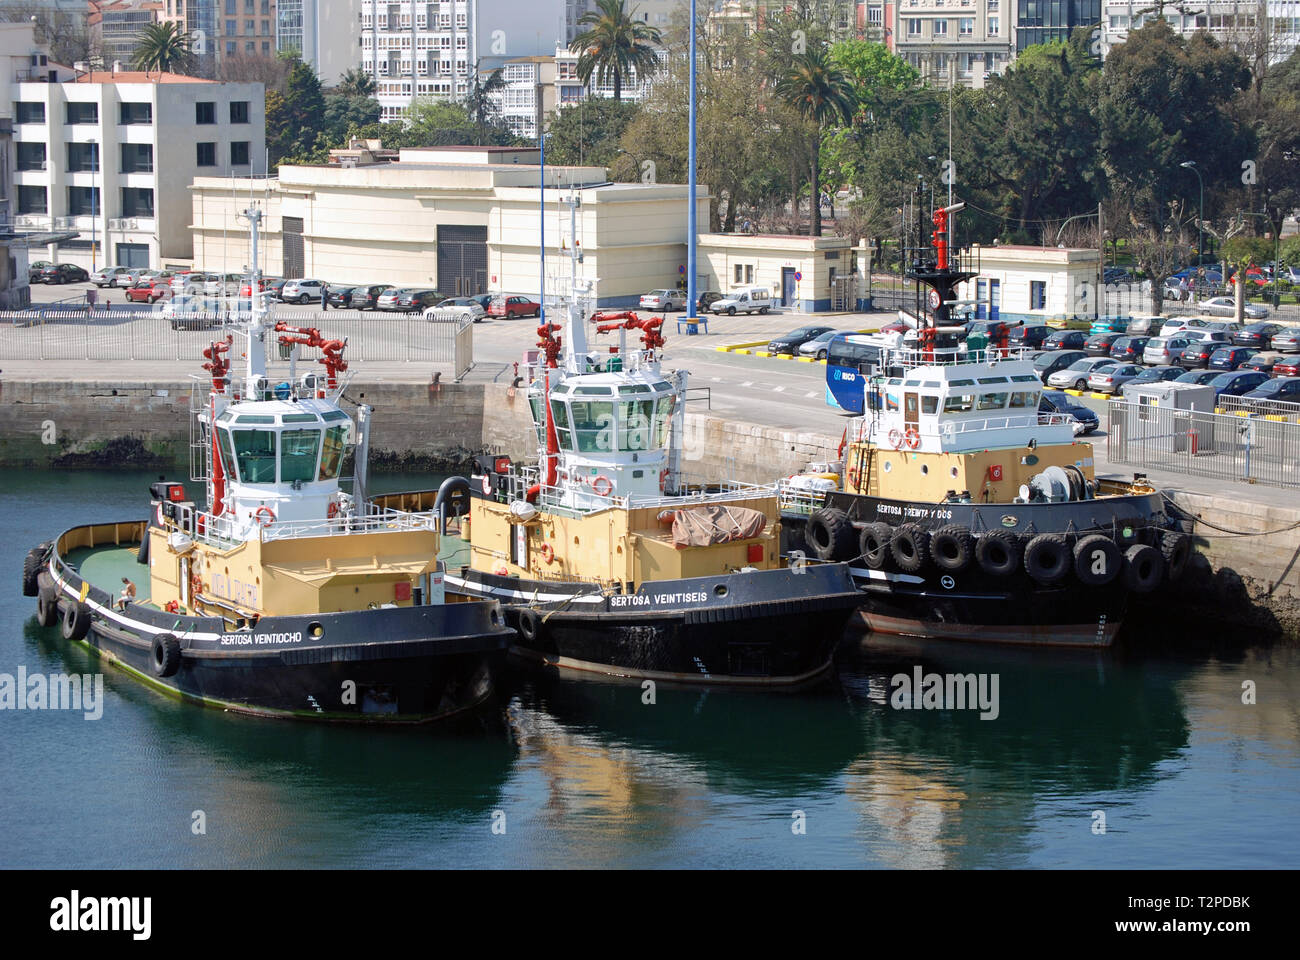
[1107,398,1300,489]
[0,309,473,369]
[1216,394,1300,423]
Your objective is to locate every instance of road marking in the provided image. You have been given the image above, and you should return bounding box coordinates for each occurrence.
[741,381,753,387]
[805,391,818,398]
[773,386,785,393]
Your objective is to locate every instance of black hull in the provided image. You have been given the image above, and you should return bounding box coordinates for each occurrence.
[783,489,1181,648]
[37,536,514,722]
[445,564,864,685]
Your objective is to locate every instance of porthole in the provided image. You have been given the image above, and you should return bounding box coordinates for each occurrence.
[308,621,324,638]
[950,466,959,479]
[714,583,729,598]
[883,461,893,473]
[921,465,929,476]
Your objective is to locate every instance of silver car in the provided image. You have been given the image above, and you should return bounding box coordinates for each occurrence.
[1047,357,1119,391]
[1088,363,1143,394]
[1143,336,1193,366]
[1196,296,1269,320]
[90,266,132,288]
[639,289,684,312]
[1270,327,1300,353]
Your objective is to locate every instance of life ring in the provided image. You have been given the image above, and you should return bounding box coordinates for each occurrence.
[1073,534,1121,586]
[904,427,921,449]
[1024,533,1071,584]
[888,428,904,449]
[1123,543,1165,594]
[493,566,509,577]
[151,633,181,678]
[540,542,555,565]
[858,522,893,570]
[590,475,613,497]
[62,600,92,642]
[930,524,974,573]
[659,468,670,490]
[976,530,1022,577]
[846,466,861,488]
[164,600,180,614]
[327,501,341,520]
[253,505,276,527]
[889,523,931,573]
[190,570,203,599]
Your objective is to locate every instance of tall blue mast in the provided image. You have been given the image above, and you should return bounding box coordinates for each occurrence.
[687,0,698,321]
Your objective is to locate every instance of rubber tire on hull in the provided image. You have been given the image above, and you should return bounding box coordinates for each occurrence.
[136,534,150,565]
[1073,534,1121,586]
[807,507,856,562]
[151,633,181,677]
[1024,533,1072,585]
[517,608,543,644]
[859,522,892,570]
[1123,543,1165,594]
[976,530,1023,578]
[890,523,931,574]
[36,583,59,627]
[930,525,974,573]
[1160,532,1191,582]
[62,601,91,642]
[22,549,43,597]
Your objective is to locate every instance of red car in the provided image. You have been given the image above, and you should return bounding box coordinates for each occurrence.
[1273,358,1300,378]
[238,277,281,297]
[124,279,171,303]
[488,295,540,319]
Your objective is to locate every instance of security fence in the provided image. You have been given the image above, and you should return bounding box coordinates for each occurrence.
[1107,398,1300,489]
[0,310,475,379]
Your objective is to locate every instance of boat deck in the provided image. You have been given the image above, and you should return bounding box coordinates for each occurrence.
[64,544,153,604]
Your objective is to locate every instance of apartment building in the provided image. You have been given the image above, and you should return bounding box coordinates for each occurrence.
[275,0,360,84]
[1013,0,1098,52]
[11,71,265,270]
[1100,1,1299,63]
[88,1,165,66]
[890,0,1014,86]
[493,56,556,139]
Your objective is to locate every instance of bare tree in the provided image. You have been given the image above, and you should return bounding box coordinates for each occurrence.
[215,52,294,96]
[1,2,103,68]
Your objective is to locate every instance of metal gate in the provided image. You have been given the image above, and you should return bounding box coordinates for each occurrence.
[283,216,304,279]
[436,225,488,297]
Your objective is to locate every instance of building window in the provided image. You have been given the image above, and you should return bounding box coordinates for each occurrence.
[121,187,154,218]
[16,101,45,124]
[1030,281,1046,310]
[226,18,236,35]
[907,18,922,34]
[120,143,153,173]
[868,6,883,24]
[960,17,974,34]
[67,141,99,172]
[67,186,101,216]
[119,101,153,124]
[230,141,250,166]
[16,142,46,171]
[988,16,999,34]
[230,100,250,123]
[66,102,98,124]
[197,142,217,166]
[933,18,948,35]
[196,101,216,124]
[18,185,47,214]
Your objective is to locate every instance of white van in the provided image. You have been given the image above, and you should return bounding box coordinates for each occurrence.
[711,286,775,316]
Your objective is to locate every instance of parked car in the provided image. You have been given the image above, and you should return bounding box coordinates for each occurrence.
[40,263,90,284]
[966,320,1013,344]
[90,266,132,288]
[1208,346,1259,371]
[1287,266,1300,284]
[1268,327,1300,353]
[765,325,834,356]
[696,291,724,314]
[157,295,229,330]
[1239,377,1300,412]
[1203,320,1244,335]
[1172,266,1225,284]
[281,279,326,303]
[1084,333,1123,357]
[393,289,442,313]
[1177,333,1234,368]
[1109,336,1151,363]
[471,293,496,312]
[487,294,540,318]
[1088,363,1144,394]
[1158,317,1210,334]
[203,272,241,297]
[1197,296,1269,319]
[28,260,52,282]
[343,283,393,310]
[1273,357,1300,378]
[238,277,282,297]
[1174,369,1222,385]
[797,329,851,360]
[377,287,411,311]
[1209,370,1270,400]
[124,278,172,303]
[1033,349,1089,384]
[1038,391,1099,435]
[1241,351,1286,376]
[1118,366,1185,396]
[432,296,487,321]
[325,285,359,308]
[1090,317,1130,334]
[1163,279,1192,302]
[639,289,685,312]
[1142,335,1194,366]
[1102,267,1132,284]
[710,286,774,316]
[1048,357,1119,391]
[1041,329,1088,351]
[1126,315,1165,337]
[1008,324,1053,350]
[1233,321,1285,348]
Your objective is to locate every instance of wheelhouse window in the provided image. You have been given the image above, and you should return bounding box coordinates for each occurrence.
[568,399,615,452]
[318,426,347,480]
[280,429,321,483]
[977,392,1009,410]
[921,395,939,415]
[943,394,974,412]
[1009,391,1036,408]
[232,429,277,483]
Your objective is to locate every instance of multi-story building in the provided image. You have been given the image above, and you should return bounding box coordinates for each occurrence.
[11,70,265,270]
[158,1,219,72]
[1100,1,1299,63]
[275,0,360,84]
[88,1,165,67]
[551,41,657,106]
[359,0,568,121]
[891,0,1015,85]
[493,56,556,139]
[1013,0,1098,52]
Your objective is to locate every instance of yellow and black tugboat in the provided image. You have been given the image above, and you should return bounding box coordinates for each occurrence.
[443,220,861,683]
[780,202,1190,647]
[23,209,511,721]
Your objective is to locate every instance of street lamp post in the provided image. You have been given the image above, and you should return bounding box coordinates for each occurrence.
[1179,160,1204,270]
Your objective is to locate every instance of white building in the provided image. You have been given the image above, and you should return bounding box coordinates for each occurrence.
[493,56,556,139]
[12,70,266,270]
[359,0,569,121]
[275,0,361,85]
[890,0,1013,87]
[1100,1,1299,63]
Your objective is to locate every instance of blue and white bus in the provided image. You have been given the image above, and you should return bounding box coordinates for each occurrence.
[825,334,889,413]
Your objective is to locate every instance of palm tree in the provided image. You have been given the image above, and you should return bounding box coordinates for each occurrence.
[336,66,376,99]
[131,22,194,74]
[776,47,855,236]
[465,63,507,144]
[569,0,662,102]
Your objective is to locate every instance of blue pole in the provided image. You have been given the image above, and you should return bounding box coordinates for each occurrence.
[687,0,697,322]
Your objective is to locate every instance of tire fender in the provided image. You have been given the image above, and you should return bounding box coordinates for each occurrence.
[1160,532,1191,582]
[807,507,855,562]
[1123,543,1165,594]
[1024,533,1072,584]
[62,599,92,642]
[890,523,931,574]
[36,581,60,627]
[1073,534,1121,586]
[151,633,182,677]
[930,525,974,574]
[858,522,892,570]
[976,530,1023,577]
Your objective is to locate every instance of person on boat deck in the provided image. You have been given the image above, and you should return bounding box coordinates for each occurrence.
[117,577,136,610]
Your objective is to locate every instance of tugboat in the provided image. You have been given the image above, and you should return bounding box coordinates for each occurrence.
[442,199,862,683]
[780,200,1190,647]
[22,209,512,721]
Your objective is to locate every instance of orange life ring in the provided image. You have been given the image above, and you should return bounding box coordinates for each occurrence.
[253,505,276,526]
[847,466,860,487]
[327,501,340,519]
[904,427,921,449]
[590,475,613,497]
[540,542,555,565]
[189,570,202,598]
[888,428,904,450]
[659,468,670,490]
[494,566,509,577]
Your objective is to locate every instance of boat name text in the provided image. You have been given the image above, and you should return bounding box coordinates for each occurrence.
[219,632,304,646]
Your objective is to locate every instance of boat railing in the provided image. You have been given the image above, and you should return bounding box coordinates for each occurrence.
[168,500,440,546]
[777,481,831,516]
[846,411,1075,443]
[495,466,777,516]
[875,346,1038,372]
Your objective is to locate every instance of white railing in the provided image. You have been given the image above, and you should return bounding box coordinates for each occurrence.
[165,500,441,547]
[495,465,777,516]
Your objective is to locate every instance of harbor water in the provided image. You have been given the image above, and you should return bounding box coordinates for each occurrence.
[2,469,1297,868]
